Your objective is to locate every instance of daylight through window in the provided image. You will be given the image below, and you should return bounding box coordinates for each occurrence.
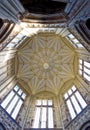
[67,34,84,48]
[33,99,54,128]
[79,59,90,82]
[1,85,26,119]
[64,86,87,119]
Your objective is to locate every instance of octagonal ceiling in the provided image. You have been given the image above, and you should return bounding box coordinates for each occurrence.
[16,32,76,95]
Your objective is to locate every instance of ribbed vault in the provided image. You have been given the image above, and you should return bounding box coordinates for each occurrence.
[16,32,76,95]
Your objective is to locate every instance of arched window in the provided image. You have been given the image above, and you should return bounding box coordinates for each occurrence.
[79,59,90,82]
[1,85,26,119]
[64,86,87,119]
[86,18,90,30]
[33,99,54,128]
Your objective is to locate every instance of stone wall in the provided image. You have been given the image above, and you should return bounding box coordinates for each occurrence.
[65,105,90,130]
[0,105,20,130]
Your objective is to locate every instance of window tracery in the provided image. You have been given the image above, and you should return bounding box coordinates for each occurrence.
[33,99,54,128]
[64,86,87,119]
[79,59,90,82]
[1,85,26,119]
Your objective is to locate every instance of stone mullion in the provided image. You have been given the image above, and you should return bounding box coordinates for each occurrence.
[67,93,77,116]
[10,95,21,116]
[39,102,42,128]
[73,92,83,110]
[5,91,15,110]
[46,100,48,128]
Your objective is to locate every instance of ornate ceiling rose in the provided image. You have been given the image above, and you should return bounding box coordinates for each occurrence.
[43,63,49,70]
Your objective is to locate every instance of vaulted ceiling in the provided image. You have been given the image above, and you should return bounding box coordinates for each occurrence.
[16,32,76,95]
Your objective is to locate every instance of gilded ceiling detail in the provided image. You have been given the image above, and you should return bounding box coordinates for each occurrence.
[17,33,75,95]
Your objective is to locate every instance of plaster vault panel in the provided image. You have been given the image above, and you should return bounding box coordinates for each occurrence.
[16,33,75,95]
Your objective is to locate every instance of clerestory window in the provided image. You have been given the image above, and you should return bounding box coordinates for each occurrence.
[66,34,84,48]
[1,85,26,119]
[33,99,54,128]
[64,86,87,119]
[79,59,90,82]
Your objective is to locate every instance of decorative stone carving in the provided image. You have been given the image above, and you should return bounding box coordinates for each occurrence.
[0,105,20,130]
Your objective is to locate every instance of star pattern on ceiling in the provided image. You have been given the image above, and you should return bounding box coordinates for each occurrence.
[17,33,75,95]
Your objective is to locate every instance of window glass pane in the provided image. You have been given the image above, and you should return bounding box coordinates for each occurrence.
[33,99,53,128]
[11,38,19,43]
[22,93,26,100]
[68,34,75,39]
[75,91,87,109]
[41,107,46,128]
[79,64,82,69]
[84,73,90,81]
[12,99,23,119]
[17,33,24,38]
[64,93,68,99]
[66,100,76,119]
[73,39,79,43]
[33,107,40,128]
[68,89,72,95]
[71,95,81,114]
[77,44,83,48]
[14,85,19,91]
[6,95,19,114]
[79,69,82,75]
[48,100,53,105]
[71,86,76,92]
[79,60,83,64]
[84,67,90,74]
[37,100,41,105]
[18,89,23,95]
[48,107,54,128]
[84,61,90,68]
[42,100,47,106]
[7,43,15,47]
[1,91,15,108]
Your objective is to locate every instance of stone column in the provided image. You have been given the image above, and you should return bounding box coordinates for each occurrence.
[56,95,65,130]
[21,95,33,130]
